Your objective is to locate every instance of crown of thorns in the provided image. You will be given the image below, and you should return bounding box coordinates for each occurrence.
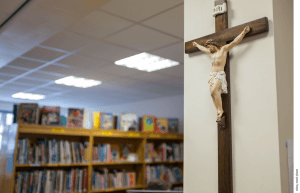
[204,39,221,48]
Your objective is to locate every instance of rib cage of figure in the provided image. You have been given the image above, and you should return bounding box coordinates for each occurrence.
[193,26,250,122]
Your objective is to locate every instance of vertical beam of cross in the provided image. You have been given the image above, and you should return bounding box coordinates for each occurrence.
[214,0,233,193]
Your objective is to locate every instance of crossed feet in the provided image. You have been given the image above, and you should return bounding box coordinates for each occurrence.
[216,110,224,122]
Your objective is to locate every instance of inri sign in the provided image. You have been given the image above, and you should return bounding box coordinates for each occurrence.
[213,2,227,17]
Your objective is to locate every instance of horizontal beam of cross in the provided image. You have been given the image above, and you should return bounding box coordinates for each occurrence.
[185,17,269,54]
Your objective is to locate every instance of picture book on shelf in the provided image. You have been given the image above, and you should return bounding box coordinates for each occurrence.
[67,108,84,128]
[41,106,60,125]
[100,112,113,130]
[155,117,168,133]
[168,118,179,133]
[92,112,100,129]
[18,103,39,124]
[119,113,138,131]
[110,144,119,161]
[142,115,156,133]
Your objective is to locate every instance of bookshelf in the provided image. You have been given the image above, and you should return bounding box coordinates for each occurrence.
[11,124,184,193]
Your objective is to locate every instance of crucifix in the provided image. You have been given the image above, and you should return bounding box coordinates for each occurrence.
[185,0,269,192]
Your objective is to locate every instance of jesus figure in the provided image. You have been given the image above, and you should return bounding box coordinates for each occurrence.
[193,26,250,122]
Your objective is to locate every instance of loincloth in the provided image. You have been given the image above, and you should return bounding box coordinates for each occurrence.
[208,71,228,94]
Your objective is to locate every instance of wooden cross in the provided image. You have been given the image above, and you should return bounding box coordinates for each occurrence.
[184,0,269,192]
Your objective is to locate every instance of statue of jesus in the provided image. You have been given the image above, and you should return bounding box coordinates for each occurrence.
[193,26,250,122]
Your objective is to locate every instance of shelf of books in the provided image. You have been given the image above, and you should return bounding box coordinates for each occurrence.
[12,105,184,193]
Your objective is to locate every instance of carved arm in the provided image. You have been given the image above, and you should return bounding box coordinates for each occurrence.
[223,26,250,51]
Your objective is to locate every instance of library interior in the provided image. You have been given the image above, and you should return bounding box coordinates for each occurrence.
[0,0,184,193]
[0,0,294,193]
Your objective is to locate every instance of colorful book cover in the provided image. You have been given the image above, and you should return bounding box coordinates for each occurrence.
[110,144,119,161]
[18,103,39,124]
[119,113,138,131]
[142,116,156,133]
[93,112,100,129]
[67,109,84,128]
[155,117,168,133]
[168,118,179,134]
[119,144,132,160]
[100,112,113,130]
[41,106,60,125]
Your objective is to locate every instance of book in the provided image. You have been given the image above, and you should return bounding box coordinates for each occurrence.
[67,108,84,128]
[41,106,60,125]
[18,103,39,124]
[168,118,179,134]
[142,115,156,133]
[119,113,138,131]
[155,117,168,133]
[83,109,90,129]
[100,112,114,130]
[93,112,100,129]
[110,144,119,161]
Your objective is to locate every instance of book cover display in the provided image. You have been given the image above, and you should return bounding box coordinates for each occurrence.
[119,113,138,132]
[41,107,60,125]
[18,103,39,124]
[67,109,84,128]
[142,116,156,133]
[168,118,179,134]
[100,112,113,130]
[155,117,168,133]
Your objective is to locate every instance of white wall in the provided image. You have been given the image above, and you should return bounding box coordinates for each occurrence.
[0,101,14,112]
[184,0,286,192]
[273,0,293,192]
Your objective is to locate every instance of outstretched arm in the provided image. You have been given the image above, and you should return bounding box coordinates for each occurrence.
[223,26,250,52]
[193,42,211,54]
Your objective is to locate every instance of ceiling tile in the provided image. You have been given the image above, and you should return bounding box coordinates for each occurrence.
[142,5,183,38]
[131,71,171,83]
[28,71,64,81]
[0,12,8,24]
[40,64,83,76]
[99,0,183,22]
[57,54,107,69]
[6,58,44,69]
[104,25,181,51]
[22,47,66,61]
[41,31,94,52]
[0,66,28,75]
[0,74,15,82]
[1,83,33,91]
[78,41,139,62]
[65,10,133,40]
[155,64,184,78]
[97,64,141,77]
[150,41,184,63]
[78,68,120,82]
[14,78,49,86]
[0,0,26,15]
[33,89,59,95]
[0,52,17,68]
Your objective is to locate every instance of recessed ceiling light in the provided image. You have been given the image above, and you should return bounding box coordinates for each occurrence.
[55,76,102,88]
[12,92,45,100]
[115,52,180,72]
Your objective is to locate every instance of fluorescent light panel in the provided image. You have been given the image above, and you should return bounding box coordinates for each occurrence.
[12,92,45,100]
[115,52,180,72]
[55,76,102,88]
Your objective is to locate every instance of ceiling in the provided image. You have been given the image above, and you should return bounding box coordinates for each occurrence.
[0,0,184,109]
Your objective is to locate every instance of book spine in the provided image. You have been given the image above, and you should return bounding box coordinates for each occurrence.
[83,169,88,192]
[17,172,22,193]
[71,142,76,163]
[28,172,33,193]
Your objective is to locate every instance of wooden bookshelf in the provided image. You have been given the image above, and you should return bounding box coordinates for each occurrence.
[11,124,184,193]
